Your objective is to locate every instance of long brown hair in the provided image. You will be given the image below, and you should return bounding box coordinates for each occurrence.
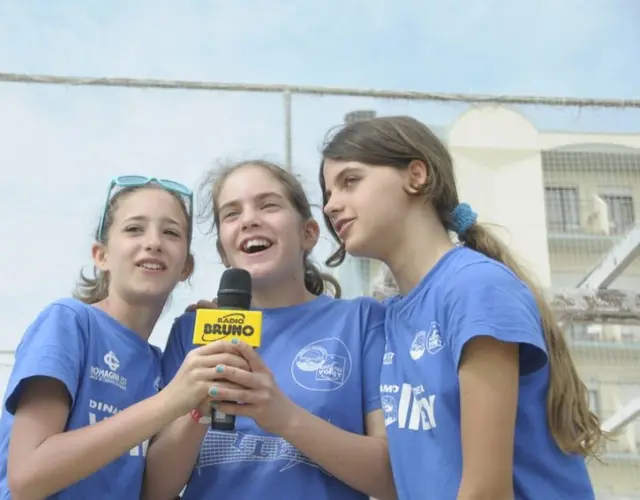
[320,115,605,457]
[199,159,341,298]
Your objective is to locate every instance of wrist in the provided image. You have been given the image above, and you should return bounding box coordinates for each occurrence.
[151,388,188,423]
[190,408,212,425]
[274,402,305,438]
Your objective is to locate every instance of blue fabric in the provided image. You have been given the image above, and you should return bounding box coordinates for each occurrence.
[162,294,385,500]
[381,247,595,500]
[0,298,162,499]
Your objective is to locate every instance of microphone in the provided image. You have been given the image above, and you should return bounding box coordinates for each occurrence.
[192,268,263,431]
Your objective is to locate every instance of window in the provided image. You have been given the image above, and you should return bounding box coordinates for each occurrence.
[545,187,580,232]
[600,193,635,234]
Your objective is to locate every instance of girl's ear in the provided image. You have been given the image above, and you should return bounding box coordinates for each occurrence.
[302,218,320,252]
[181,253,195,281]
[405,159,429,194]
[92,242,109,271]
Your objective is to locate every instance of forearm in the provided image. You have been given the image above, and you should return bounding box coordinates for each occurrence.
[279,407,396,500]
[457,489,513,500]
[142,414,208,500]
[9,392,179,500]
[457,480,514,500]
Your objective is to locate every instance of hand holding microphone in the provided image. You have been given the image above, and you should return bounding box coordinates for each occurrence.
[159,339,250,421]
[208,340,299,436]
[192,268,264,431]
[189,268,298,435]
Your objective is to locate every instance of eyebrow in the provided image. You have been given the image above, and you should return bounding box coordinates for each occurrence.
[122,215,184,227]
[218,191,287,213]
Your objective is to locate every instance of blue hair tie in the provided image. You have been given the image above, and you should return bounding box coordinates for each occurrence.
[451,202,477,235]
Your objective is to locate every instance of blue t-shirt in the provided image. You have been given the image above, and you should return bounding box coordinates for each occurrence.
[161,294,385,500]
[0,298,162,499]
[380,247,595,500]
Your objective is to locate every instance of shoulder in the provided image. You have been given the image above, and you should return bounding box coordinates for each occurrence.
[39,297,94,320]
[439,251,547,373]
[149,343,163,359]
[170,311,197,333]
[22,298,93,341]
[444,251,537,310]
[163,311,197,354]
[322,295,386,328]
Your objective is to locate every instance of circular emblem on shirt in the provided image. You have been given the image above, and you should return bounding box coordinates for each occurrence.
[291,337,353,391]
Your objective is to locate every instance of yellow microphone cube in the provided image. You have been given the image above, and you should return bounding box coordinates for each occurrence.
[193,309,263,347]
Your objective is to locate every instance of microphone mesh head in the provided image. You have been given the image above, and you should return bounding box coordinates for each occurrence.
[217,268,252,309]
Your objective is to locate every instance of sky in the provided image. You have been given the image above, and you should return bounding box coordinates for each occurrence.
[0,0,639,351]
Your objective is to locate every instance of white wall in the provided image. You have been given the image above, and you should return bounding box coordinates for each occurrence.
[448,106,552,286]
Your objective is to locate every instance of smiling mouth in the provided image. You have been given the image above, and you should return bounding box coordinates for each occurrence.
[336,220,355,239]
[241,238,274,255]
[136,262,167,271]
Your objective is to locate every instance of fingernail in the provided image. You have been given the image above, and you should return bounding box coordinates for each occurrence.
[231,338,239,345]
[209,387,218,396]
[216,365,224,373]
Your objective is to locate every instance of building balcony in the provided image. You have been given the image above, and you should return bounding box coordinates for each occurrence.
[565,323,640,352]
[545,195,636,254]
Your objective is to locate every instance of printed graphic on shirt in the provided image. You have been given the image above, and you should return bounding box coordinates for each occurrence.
[409,322,444,360]
[383,338,395,366]
[88,398,149,457]
[89,350,128,391]
[380,383,437,431]
[383,350,395,366]
[291,337,352,392]
[197,430,330,475]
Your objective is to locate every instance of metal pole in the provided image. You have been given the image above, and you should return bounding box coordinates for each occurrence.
[1,72,638,109]
[283,91,292,172]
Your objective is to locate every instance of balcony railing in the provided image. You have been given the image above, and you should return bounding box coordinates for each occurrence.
[565,323,640,350]
[545,198,636,238]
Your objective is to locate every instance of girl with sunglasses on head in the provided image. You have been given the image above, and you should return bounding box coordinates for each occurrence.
[0,176,232,499]
[143,160,395,500]
[320,116,605,500]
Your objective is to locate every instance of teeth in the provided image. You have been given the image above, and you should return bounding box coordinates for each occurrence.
[243,238,272,251]
[139,263,163,270]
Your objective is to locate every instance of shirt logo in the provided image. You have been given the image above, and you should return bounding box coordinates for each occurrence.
[291,337,352,391]
[426,322,444,355]
[410,322,444,360]
[103,351,120,371]
[90,351,128,391]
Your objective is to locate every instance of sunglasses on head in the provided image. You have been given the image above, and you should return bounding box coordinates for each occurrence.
[96,175,194,243]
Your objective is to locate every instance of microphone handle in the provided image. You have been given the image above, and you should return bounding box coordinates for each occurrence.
[210,287,252,432]
[210,303,239,432]
[211,405,235,431]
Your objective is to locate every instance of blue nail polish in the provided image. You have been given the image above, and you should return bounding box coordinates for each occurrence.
[231,338,239,345]
[216,365,224,373]
[209,387,218,396]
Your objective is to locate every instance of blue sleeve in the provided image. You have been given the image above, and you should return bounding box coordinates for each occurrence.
[361,303,386,415]
[161,313,195,385]
[443,262,548,376]
[5,303,85,414]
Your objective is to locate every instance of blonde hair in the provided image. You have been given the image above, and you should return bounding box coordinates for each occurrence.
[320,115,605,456]
[74,185,193,304]
[199,159,341,298]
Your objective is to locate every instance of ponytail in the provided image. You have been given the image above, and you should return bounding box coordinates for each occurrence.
[461,222,606,457]
[73,267,110,304]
